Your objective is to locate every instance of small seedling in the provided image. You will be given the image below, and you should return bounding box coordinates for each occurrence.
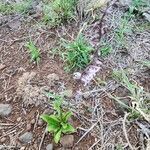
[40,93,75,143]
[62,35,93,72]
[26,41,40,64]
[100,44,112,57]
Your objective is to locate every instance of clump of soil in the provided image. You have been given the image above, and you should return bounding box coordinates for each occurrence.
[16,72,49,106]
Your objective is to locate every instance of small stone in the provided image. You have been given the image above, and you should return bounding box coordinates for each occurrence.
[19,132,33,143]
[63,89,73,98]
[73,72,81,80]
[0,104,12,117]
[0,137,6,143]
[60,135,74,148]
[38,119,43,126]
[47,73,59,83]
[20,147,25,150]
[68,118,74,125]
[46,144,53,150]
[31,119,35,124]
[26,124,32,131]
[143,11,150,22]
[79,109,85,114]
[17,117,22,122]
[8,20,21,30]
[43,108,53,115]
[0,64,6,70]
[83,92,90,99]
[33,143,38,149]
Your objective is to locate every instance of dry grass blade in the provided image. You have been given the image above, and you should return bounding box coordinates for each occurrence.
[146,139,150,150]
[134,103,150,122]
[123,113,134,150]
[38,129,46,150]
[75,121,99,145]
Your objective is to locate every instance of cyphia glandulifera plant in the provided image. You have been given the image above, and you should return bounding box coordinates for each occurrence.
[40,93,75,143]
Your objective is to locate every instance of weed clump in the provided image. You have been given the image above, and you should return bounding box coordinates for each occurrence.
[62,35,93,72]
[0,0,32,15]
[43,0,76,26]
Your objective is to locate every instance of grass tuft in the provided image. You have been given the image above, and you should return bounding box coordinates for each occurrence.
[0,0,32,15]
[26,41,40,64]
[62,35,93,72]
[42,0,76,26]
[100,44,112,57]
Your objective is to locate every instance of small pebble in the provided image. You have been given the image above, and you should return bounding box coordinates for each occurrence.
[63,89,73,98]
[33,143,38,149]
[43,108,53,114]
[46,144,53,150]
[38,119,43,126]
[73,72,81,80]
[17,117,22,122]
[27,123,32,131]
[60,135,74,148]
[83,92,91,99]
[47,73,59,85]
[0,64,6,70]
[79,109,84,114]
[19,132,33,143]
[68,118,74,125]
[0,104,12,117]
[0,137,6,143]
[31,119,35,124]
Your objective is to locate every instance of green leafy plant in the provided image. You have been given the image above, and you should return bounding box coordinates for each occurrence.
[42,0,76,26]
[62,35,93,72]
[40,94,75,143]
[26,41,40,64]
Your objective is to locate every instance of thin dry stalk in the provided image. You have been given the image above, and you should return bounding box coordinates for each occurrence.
[122,113,134,150]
